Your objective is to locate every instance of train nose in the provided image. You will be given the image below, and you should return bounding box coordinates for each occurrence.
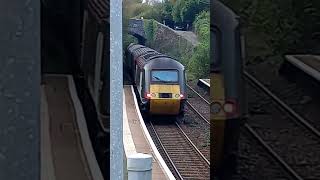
[149,98,181,115]
[148,84,183,115]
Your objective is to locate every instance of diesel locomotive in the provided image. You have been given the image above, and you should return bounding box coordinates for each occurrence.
[127,43,187,116]
[211,1,246,179]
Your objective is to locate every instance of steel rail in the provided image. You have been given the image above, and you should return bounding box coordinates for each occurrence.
[244,70,320,138]
[175,122,210,166]
[149,122,183,180]
[245,124,303,180]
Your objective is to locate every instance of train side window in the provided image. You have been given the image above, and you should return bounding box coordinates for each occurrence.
[141,72,145,94]
[135,65,139,84]
[138,71,143,93]
[94,32,104,104]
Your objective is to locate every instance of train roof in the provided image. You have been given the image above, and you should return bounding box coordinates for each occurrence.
[128,44,184,70]
[128,44,158,57]
[144,57,185,71]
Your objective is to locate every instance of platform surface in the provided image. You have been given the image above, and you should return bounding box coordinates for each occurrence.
[199,78,211,87]
[285,55,320,82]
[41,75,102,180]
[123,85,169,180]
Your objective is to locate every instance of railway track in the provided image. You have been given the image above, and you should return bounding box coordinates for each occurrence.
[243,70,320,179]
[148,121,210,180]
[181,83,210,159]
[186,84,210,124]
[228,128,295,180]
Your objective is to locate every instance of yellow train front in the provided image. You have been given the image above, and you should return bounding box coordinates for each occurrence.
[127,44,186,116]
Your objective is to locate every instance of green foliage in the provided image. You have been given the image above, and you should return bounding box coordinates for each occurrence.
[172,0,209,23]
[185,11,210,79]
[162,0,174,20]
[187,41,210,79]
[222,0,320,59]
[134,4,163,22]
[144,19,158,45]
[193,11,209,41]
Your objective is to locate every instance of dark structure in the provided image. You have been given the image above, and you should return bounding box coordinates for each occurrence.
[0,1,40,179]
[41,0,110,178]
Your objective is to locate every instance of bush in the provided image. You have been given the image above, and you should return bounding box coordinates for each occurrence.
[144,19,158,46]
[185,10,210,79]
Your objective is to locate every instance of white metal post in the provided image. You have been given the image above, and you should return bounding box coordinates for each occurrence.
[127,153,152,180]
[110,0,123,179]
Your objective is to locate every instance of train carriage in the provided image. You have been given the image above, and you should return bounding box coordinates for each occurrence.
[127,44,186,116]
[212,1,246,179]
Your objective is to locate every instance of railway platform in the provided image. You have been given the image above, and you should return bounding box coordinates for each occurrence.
[123,85,175,180]
[41,74,103,180]
[199,79,210,88]
[198,79,210,91]
[285,55,320,82]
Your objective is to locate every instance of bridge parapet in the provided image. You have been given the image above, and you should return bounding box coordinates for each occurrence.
[128,19,145,39]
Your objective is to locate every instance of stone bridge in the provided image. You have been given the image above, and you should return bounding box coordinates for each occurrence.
[128,19,146,44]
[128,18,198,54]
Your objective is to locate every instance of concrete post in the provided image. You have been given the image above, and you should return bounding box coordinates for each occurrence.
[0,0,40,179]
[127,153,152,180]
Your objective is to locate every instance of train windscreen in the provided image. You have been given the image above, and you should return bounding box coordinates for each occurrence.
[151,70,178,83]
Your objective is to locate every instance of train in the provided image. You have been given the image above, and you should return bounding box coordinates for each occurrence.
[41,0,110,178]
[211,1,246,179]
[126,43,187,117]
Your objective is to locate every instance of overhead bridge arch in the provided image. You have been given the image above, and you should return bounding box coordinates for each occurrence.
[128,19,146,45]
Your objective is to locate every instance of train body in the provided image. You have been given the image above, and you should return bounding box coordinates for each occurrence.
[127,44,186,116]
[211,1,246,179]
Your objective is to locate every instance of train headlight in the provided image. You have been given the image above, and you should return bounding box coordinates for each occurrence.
[223,102,235,113]
[211,102,222,114]
[175,94,185,99]
[145,93,152,99]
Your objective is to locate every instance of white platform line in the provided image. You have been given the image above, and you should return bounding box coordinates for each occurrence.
[199,79,210,88]
[285,55,320,82]
[130,86,176,180]
[40,86,56,180]
[67,75,104,180]
[123,90,137,156]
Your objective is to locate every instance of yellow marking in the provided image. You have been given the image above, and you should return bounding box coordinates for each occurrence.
[211,73,226,170]
[149,84,181,115]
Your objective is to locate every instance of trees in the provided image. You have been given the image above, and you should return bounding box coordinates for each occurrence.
[186,11,210,79]
[222,0,320,56]
[172,0,209,23]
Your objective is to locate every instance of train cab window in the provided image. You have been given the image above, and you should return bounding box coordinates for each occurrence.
[151,70,178,83]
[211,27,221,72]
